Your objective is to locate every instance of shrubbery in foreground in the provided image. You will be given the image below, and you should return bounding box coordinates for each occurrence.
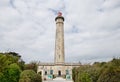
[72,58,120,82]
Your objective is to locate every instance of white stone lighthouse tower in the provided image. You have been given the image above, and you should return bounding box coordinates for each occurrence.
[55,12,65,65]
[37,12,81,79]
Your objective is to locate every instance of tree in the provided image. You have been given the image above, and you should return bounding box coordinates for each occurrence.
[0,52,24,82]
[72,58,120,82]
[0,53,8,72]
[24,61,38,73]
[97,58,120,82]
[19,70,42,82]
[34,73,42,82]
[4,63,21,82]
[80,72,92,82]
[72,68,79,82]
[7,52,25,70]
[19,70,36,82]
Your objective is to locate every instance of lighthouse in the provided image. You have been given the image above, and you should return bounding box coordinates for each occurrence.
[55,12,65,65]
[37,12,81,79]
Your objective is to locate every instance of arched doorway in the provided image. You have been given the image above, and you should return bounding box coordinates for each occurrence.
[58,70,61,76]
[45,71,47,75]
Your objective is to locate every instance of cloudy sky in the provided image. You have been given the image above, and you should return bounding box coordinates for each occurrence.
[0,0,120,64]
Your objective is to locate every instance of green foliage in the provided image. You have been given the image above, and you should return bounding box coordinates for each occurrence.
[72,68,75,81]
[97,58,120,82]
[20,70,36,81]
[0,52,42,82]
[0,52,24,82]
[72,58,120,82]
[19,78,31,82]
[19,70,42,82]
[34,73,42,82]
[4,63,21,82]
[80,72,92,82]
[18,60,25,70]
[24,61,38,73]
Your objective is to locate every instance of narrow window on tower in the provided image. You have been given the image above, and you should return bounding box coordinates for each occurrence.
[59,55,60,59]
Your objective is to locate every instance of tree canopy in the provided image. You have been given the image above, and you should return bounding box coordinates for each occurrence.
[0,52,42,82]
[0,52,24,82]
[72,58,120,82]
[19,70,42,82]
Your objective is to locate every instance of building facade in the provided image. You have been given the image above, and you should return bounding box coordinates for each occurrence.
[37,12,80,80]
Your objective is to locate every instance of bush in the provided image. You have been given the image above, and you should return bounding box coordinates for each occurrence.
[72,58,120,82]
[97,63,120,82]
[19,70,42,82]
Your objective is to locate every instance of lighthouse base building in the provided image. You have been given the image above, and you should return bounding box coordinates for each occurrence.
[37,12,80,80]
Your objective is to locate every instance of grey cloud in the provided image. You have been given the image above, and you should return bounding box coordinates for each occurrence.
[0,0,120,64]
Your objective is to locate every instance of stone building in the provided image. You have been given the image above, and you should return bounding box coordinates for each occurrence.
[37,12,80,80]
